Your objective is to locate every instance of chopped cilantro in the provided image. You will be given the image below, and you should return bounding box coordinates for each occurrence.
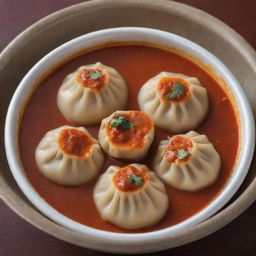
[177,149,190,160]
[87,71,102,79]
[127,175,144,187]
[166,82,186,100]
[110,115,134,130]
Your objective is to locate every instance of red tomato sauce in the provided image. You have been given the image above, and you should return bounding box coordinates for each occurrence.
[58,128,93,159]
[76,67,106,90]
[19,45,239,233]
[158,77,190,102]
[106,111,153,150]
[165,136,193,164]
[113,165,149,192]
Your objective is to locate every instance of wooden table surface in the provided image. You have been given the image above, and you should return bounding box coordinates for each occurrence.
[1,0,256,255]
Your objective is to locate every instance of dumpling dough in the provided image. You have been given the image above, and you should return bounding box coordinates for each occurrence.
[93,163,169,229]
[153,131,221,191]
[57,62,128,125]
[35,125,104,186]
[98,110,154,160]
[138,72,208,132]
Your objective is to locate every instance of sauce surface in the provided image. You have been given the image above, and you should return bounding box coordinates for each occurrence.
[158,77,189,102]
[165,136,193,164]
[58,128,93,159]
[107,111,153,150]
[19,45,239,233]
[113,165,148,192]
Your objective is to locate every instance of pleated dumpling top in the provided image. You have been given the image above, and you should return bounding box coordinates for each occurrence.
[138,72,208,132]
[93,163,169,229]
[153,131,221,191]
[57,62,128,125]
[35,126,104,186]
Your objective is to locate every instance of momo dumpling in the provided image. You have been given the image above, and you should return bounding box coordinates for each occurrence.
[93,163,169,229]
[138,72,208,132]
[153,131,221,191]
[35,126,104,186]
[99,110,154,160]
[57,62,128,125]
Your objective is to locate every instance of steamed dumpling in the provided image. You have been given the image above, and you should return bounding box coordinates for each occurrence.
[153,131,221,191]
[138,72,208,132]
[57,62,128,125]
[98,110,154,160]
[35,125,104,186]
[93,163,169,229]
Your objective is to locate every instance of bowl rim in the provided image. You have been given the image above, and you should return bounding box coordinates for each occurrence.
[4,27,255,242]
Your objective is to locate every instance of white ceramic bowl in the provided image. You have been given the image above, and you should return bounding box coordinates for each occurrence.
[5,27,255,253]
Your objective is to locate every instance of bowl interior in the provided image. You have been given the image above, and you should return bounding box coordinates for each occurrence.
[4,27,255,242]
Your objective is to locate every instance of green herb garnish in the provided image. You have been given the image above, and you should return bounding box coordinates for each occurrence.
[87,71,102,79]
[165,82,186,100]
[110,115,134,130]
[127,175,144,187]
[177,149,190,160]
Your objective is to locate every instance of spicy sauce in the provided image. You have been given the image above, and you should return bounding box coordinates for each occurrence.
[19,45,239,233]
[158,77,190,102]
[76,68,106,90]
[58,128,93,159]
[165,136,193,164]
[113,165,149,192]
[106,111,153,150]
